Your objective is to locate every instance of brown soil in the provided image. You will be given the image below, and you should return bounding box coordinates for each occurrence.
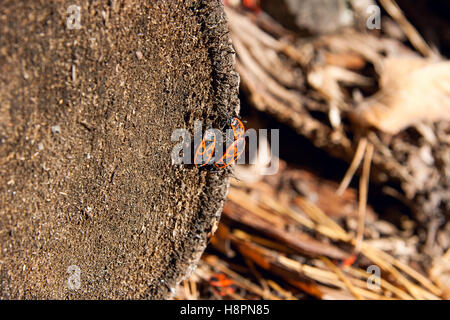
[0,0,239,299]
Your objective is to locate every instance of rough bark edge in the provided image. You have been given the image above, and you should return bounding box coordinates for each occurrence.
[163,0,240,299]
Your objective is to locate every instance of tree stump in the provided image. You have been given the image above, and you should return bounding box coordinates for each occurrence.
[0,0,239,299]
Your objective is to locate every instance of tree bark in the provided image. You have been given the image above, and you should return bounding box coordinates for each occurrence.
[0,0,238,299]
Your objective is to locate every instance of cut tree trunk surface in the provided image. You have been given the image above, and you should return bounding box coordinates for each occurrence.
[0,0,239,299]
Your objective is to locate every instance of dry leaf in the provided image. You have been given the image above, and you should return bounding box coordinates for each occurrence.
[351,58,450,134]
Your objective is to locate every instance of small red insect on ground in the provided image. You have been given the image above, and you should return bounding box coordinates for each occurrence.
[340,254,358,267]
[209,273,237,297]
[242,0,261,13]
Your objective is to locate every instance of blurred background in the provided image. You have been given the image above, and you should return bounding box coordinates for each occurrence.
[175,0,450,300]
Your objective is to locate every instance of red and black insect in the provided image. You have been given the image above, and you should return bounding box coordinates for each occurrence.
[214,137,245,169]
[194,117,246,169]
[194,130,217,167]
[230,117,245,140]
